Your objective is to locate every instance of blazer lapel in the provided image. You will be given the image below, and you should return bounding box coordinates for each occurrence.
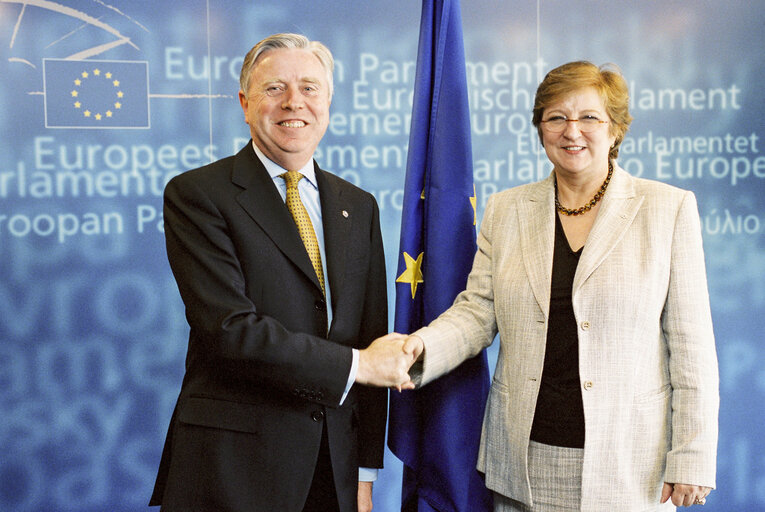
[573,165,644,294]
[315,165,350,310]
[518,174,556,319]
[232,144,322,292]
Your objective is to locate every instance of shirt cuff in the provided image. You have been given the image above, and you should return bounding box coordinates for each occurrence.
[340,348,359,406]
[359,467,378,482]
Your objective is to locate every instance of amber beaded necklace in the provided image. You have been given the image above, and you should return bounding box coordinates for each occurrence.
[554,161,613,216]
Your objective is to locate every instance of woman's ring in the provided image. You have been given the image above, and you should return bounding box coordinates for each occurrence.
[694,497,706,505]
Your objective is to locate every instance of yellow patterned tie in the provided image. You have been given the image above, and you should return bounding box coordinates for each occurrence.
[281,171,325,295]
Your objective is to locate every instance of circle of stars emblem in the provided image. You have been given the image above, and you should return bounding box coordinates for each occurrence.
[70,67,124,121]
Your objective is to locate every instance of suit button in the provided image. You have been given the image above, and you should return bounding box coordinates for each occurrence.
[583,380,594,391]
[315,300,326,311]
[311,410,325,422]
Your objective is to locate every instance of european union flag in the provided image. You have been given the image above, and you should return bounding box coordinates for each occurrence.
[388,1,492,511]
[43,59,150,129]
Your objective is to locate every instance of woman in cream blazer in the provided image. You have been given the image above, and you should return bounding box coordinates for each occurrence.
[406,62,718,511]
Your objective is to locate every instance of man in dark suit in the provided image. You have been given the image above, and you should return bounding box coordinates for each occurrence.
[149,33,412,512]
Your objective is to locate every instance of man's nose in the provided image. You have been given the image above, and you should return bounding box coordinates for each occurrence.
[282,87,304,110]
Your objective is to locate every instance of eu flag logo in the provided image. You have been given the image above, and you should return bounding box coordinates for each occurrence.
[43,59,150,129]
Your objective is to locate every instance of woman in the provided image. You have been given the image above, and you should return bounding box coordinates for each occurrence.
[403,61,719,511]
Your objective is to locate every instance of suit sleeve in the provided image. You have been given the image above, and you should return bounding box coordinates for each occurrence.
[662,191,719,488]
[163,172,352,407]
[354,197,389,469]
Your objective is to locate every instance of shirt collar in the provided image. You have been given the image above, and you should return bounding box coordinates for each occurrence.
[251,140,317,189]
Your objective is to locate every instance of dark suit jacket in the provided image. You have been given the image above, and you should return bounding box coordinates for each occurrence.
[150,142,388,512]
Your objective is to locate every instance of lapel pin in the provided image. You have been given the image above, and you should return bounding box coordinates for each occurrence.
[342,210,349,218]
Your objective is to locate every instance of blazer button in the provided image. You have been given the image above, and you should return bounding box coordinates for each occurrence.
[583,380,594,391]
[311,410,325,422]
[315,300,326,311]
[580,321,590,331]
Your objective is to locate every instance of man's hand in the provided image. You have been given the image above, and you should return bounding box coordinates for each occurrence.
[358,481,373,512]
[356,333,415,387]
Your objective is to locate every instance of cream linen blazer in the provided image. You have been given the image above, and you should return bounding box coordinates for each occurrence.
[413,165,719,511]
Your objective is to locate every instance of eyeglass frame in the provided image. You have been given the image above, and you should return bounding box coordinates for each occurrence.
[539,115,609,133]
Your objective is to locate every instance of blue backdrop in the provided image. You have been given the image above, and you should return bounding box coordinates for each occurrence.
[1,1,763,510]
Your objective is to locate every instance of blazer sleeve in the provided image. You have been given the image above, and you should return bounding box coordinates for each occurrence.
[163,171,352,407]
[661,191,719,488]
[412,194,500,385]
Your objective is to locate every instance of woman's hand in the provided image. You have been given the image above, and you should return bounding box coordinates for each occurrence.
[661,482,712,506]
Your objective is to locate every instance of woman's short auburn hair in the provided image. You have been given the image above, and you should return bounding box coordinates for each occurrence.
[532,61,633,160]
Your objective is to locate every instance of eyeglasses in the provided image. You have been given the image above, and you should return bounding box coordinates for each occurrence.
[540,115,609,133]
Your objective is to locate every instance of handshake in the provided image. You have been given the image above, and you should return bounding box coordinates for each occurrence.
[355,333,425,390]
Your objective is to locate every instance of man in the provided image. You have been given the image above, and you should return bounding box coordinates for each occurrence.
[150,33,411,512]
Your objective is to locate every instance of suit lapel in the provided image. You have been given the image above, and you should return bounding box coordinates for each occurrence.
[315,165,350,308]
[232,144,322,293]
[573,165,644,294]
[518,174,556,319]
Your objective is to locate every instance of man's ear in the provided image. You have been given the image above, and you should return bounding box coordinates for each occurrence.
[238,90,249,123]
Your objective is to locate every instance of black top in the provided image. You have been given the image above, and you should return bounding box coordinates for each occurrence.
[529,213,586,448]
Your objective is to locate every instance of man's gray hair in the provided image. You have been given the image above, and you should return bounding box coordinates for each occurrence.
[239,33,334,99]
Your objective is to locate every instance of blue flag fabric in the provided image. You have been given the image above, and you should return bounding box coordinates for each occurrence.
[44,59,150,129]
[388,1,492,511]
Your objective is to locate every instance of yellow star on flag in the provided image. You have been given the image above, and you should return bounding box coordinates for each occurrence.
[396,251,424,299]
[470,184,477,226]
